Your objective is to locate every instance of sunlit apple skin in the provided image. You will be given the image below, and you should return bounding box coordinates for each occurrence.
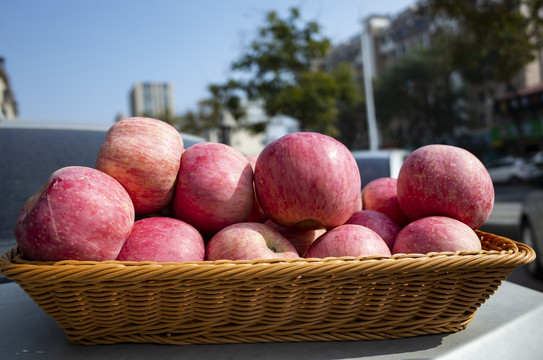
[392,216,482,254]
[116,217,204,262]
[397,144,494,229]
[265,219,326,257]
[305,224,391,258]
[14,166,135,261]
[345,210,401,251]
[205,222,300,261]
[362,177,409,227]
[246,155,267,223]
[95,117,184,215]
[173,142,255,236]
[254,132,361,230]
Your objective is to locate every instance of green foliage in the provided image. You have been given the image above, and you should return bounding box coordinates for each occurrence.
[221,7,361,137]
[428,0,543,154]
[374,36,463,148]
[331,63,366,148]
[208,80,246,121]
[232,8,330,84]
[175,80,247,137]
[138,109,184,129]
[179,109,205,136]
[429,0,543,85]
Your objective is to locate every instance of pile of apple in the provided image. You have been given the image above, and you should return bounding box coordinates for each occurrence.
[14,117,495,263]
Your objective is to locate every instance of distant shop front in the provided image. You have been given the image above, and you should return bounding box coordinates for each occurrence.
[493,84,543,156]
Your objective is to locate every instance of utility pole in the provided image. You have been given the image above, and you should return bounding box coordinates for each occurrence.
[361,15,380,151]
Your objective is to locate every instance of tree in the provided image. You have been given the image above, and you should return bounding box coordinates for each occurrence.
[374,36,464,148]
[428,0,543,154]
[175,80,247,140]
[222,7,361,138]
[333,63,366,149]
[138,108,184,129]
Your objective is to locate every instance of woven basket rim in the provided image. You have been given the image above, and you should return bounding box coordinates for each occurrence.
[0,231,535,281]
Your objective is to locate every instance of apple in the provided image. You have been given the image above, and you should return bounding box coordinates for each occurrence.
[173,142,255,236]
[116,217,205,262]
[345,210,401,251]
[254,132,361,229]
[14,166,135,261]
[264,219,326,257]
[246,155,267,223]
[392,216,482,254]
[397,144,494,229]
[95,117,184,215]
[205,222,300,261]
[305,224,391,258]
[362,177,409,226]
[356,191,363,212]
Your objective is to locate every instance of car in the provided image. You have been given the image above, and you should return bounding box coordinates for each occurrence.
[526,151,543,183]
[519,189,543,278]
[351,149,411,189]
[0,119,205,270]
[486,156,535,184]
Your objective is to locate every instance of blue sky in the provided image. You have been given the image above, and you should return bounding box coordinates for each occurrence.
[2,0,415,124]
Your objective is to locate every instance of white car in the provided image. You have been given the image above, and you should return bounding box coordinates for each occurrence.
[486,156,535,184]
[351,149,411,189]
[527,151,543,182]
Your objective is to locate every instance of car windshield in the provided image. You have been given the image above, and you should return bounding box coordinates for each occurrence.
[355,157,391,188]
[0,127,205,249]
[0,128,107,245]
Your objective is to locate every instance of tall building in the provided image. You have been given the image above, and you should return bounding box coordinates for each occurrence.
[0,57,18,120]
[129,82,174,117]
[320,2,437,79]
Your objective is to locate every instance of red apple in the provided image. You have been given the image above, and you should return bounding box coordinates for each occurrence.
[116,217,205,262]
[246,155,267,223]
[392,216,482,254]
[355,191,363,212]
[345,210,401,251]
[264,219,326,257]
[254,132,361,229]
[205,222,300,261]
[95,117,184,215]
[14,166,135,261]
[362,177,409,226]
[397,144,494,229]
[173,142,254,236]
[305,224,391,258]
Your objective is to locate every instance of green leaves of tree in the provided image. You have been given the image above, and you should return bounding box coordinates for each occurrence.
[214,7,361,137]
[374,35,462,148]
[429,0,542,85]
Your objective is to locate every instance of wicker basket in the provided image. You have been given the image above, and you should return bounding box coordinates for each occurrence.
[0,230,535,346]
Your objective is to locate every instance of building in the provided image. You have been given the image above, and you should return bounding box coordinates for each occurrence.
[319,33,363,77]
[319,1,446,150]
[320,2,437,79]
[476,7,543,157]
[492,83,543,155]
[375,3,437,74]
[129,82,174,118]
[321,0,543,157]
[0,57,18,120]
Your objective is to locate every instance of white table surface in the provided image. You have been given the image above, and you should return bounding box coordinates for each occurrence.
[1,280,542,360]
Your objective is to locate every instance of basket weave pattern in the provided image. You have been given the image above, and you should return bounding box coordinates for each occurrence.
[0,231,535,345]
